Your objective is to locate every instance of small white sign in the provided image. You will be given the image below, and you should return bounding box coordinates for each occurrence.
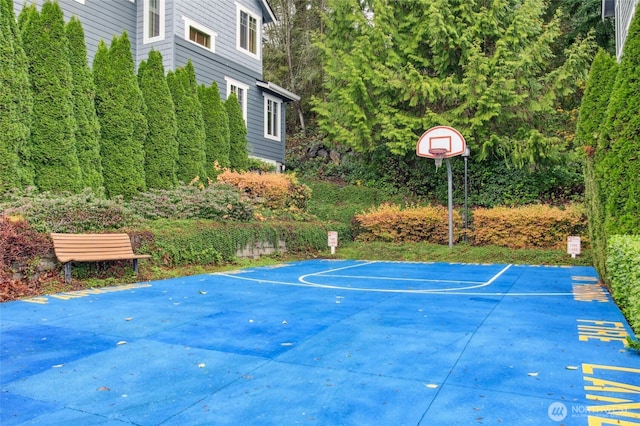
[328,231,338,247]
[567,236,581,258]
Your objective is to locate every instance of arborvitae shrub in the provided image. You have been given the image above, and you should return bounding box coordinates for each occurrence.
[198,82,231,174]
[0,0,33,193]
[225,93,249,171]
[65,16,104,192]
[20,1,82,193]
[575,49,617,278]
[167,61,207,183]
[600,3,640,235]
[93,33,147,199]
[138,50,179,189]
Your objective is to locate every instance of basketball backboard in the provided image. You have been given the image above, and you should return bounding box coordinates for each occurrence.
[416,126,467,159]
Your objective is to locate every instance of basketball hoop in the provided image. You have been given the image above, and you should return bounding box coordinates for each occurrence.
[416,126,467,249]
[429,148,448,170]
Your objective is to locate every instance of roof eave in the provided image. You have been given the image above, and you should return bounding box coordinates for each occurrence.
[257,80,301,103]
[261,0,277,24]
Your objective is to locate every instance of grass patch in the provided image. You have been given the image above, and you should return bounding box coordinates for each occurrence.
[331,240,593,266]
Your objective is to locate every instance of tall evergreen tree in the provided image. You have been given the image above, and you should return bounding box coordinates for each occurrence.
[263,0,324,134]
[167,61,207,182]
[575,49,617,277]
[65,16,103,192]
[20,1,81,192]
[314,0,595,166]
[600,4,640,235]
[198,81,231,174]
[138,50,178,189]
[93,32,147,199]
[225,93,249,171]
[0,0,33,193]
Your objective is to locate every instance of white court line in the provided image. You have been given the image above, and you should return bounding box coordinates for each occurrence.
[298,263,513,293]
[214,262,579,296]
[315,274,485,284]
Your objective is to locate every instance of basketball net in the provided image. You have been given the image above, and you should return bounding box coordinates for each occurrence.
[429,148,447,170]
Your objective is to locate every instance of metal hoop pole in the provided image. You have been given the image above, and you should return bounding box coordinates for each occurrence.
[447,158,453,249]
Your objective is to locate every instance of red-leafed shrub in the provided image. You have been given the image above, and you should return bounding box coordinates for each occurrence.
[0,216,55,301]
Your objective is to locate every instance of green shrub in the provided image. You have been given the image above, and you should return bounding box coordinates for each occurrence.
[0,188,137,233]
[66,16,104,193]
[472,204,587,249]
[167,61,207,183]
[93,33,147,199]
[302,178,404,226]
[606,235,640,334]
[20,1,82,193]
[600,4,640,236]
[574,50,617,280]
[138,50,179,190]
[198,82,231,173]
[145,220,349,266]
[0,0,33,193]
[226,93,249,171]
[125,183,253,221]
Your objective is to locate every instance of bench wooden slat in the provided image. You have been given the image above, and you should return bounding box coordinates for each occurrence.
[50,233,151,281]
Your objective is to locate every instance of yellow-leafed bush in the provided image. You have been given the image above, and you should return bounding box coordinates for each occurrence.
[217,170,311,210]
[472,204,587,249]
[354,203,461,244]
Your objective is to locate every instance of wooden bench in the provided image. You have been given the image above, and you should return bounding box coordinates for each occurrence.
[50,233,151,282]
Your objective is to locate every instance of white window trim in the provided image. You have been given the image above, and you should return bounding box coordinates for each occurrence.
[225,77,249,123]
[143,0,165,44]
[263,94,281,141]
[235,2,261,60]
[182,16,217,52]
[73,0,85,4]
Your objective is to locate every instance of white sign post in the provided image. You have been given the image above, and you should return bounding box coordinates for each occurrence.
[328,231,338,255]
[567,236,581,258]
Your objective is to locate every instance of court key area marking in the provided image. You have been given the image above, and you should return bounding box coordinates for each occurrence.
[216,261,577,297]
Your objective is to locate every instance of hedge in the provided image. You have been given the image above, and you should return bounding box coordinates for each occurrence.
[606,235,640,334]
[353,203,461,244]
[472,204,586,249]
[142,220,350,266]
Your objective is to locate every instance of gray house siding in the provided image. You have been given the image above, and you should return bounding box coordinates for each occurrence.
[174,37,285,163]
[614,0,640,61]
[13,0,294,168]
[174,0,263,75]
[14,0,137,65]
[134,0,174,70]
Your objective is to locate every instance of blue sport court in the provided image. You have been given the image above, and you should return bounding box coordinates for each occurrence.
[1,259,640,425]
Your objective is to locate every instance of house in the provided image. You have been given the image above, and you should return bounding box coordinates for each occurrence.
[603,0,640,61]
[13,0,299,171]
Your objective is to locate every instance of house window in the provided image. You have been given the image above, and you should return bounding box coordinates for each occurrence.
[144,0,165,44]
[236,4,259,57]
[182,16,216,52]
[191,28,210,48]
[264,95,281,141]
[225,77,249,123]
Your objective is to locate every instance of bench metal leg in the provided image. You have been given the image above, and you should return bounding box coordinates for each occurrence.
[133,259,139,274]
[64,262,72,283]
